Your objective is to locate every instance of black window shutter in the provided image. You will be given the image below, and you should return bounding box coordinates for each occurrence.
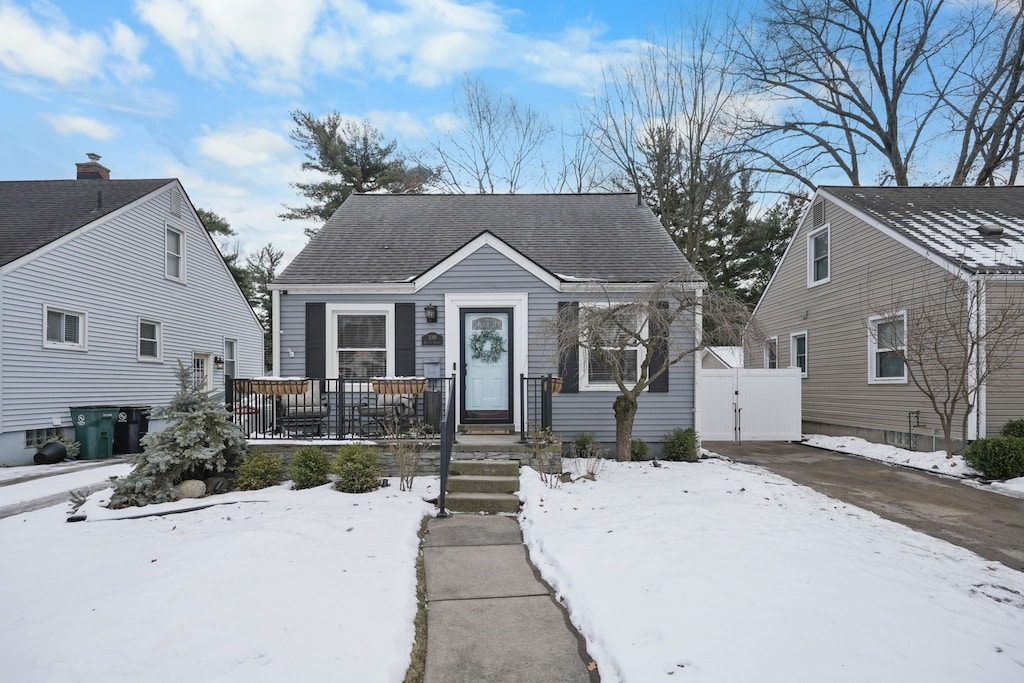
[649,301,669,393]
[305,302,326,378]
[395,303,416,376]
[558,301,579,393]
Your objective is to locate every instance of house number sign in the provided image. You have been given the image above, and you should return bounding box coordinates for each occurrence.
[421,332,444,346]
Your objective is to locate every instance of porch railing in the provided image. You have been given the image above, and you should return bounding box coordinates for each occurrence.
[227,376,453,440]
[437,373,457,517]
[519,374,556,442]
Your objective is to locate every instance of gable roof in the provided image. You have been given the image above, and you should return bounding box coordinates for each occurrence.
[275,193,699,285]
[821,186,1024,274]
[0,179,173,268]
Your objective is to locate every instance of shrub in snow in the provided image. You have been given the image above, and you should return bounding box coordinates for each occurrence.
[663,427,699,462]
[332,445,382,493]
[236,450,285,490]
[571,432,597,458]
[999,419,1024,439]
[630,438,650,461]
[964,437,1024,480]
[109,364,247,509]
[289,446,332,489]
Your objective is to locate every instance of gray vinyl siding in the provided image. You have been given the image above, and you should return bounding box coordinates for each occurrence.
[0,185,263,450]
[983,281,1024,435]
[752,198,961,440]
[278,244,695,448]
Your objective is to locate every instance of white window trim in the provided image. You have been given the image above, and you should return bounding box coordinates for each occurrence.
[764,335,778,369]
[326,303,395,383]
[42,304,87,351]
[165,223,186,282]
[867,311,908,384]
[138,317,163,362]
[223,337,237,377]
[578,304,649,392]
[790,330,808,378]
[807,224,831,287]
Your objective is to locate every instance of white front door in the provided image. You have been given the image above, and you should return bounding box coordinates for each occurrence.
[193,352,213,392]
[461,309,512,422]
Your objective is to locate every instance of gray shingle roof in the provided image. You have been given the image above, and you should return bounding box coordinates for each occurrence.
[0,179,173,268]
[276,193,698,285]
[822,186,1024,274]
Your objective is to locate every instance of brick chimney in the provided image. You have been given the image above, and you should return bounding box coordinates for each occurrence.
[76,153,110,180]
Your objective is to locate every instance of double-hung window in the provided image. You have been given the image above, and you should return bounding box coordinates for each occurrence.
[166,226,184,281]
[328,305,394,379]
[43,305,86,350]
[808,225,830,286]
[139,318,162,361]
[580,306,646,390]
[764,336,778,369]
[223,338,237,378]
[868,313,906,383]
[790,332,807,377]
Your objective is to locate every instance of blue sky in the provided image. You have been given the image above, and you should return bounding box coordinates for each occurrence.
[0,0,703,265]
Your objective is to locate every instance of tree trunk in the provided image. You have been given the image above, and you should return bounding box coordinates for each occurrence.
[614,394,639,462]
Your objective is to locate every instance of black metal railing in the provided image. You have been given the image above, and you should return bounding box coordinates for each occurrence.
[437,373,457,517]
[519,374,557,442]
[228,376,451,440]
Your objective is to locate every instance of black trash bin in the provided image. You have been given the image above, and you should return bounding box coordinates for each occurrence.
[423,390,442,433]
[114,406,151,455]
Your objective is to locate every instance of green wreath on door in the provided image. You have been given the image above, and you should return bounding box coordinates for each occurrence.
[470,329,506,364]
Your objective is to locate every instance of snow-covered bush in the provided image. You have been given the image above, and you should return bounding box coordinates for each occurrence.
[236,450,285,490]
[663,427,699,462]
[964,437,1024,480]
[109,364,247,508]
[332,445,381,493]
[289,446,331,489]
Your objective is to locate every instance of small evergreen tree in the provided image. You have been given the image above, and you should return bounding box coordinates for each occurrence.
[109,364,247,508]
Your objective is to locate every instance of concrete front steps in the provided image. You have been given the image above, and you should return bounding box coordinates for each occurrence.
[444,459,521,514]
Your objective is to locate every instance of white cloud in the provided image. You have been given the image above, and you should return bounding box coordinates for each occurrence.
[0,2,151,85]
[364,110,428,139]
[45,114,119,140]
[196,124,294,169]
[429,112,461,132]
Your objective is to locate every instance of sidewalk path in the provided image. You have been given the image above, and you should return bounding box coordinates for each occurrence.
[0,461,132,519]
[423,515,597,683]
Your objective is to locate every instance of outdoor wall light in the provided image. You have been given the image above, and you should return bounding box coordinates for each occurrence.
[214,356,225,370]
[424,303,438,324]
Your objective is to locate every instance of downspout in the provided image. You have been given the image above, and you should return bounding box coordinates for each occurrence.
[271,289,281,376]
[966,277,986,441]
[693,287,703,436]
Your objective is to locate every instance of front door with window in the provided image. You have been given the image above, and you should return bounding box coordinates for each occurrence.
[193,352,212,392]
[461,309,513,423]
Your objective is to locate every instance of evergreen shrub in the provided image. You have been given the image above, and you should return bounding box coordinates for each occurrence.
[999,419,1024,439]
[289,446,332,489]
[964,437,1024,480]
[572,432,598,457]
[332,445,382,493]
[663,427,699,462]
[236,450,285,490]
[630,438,650,461]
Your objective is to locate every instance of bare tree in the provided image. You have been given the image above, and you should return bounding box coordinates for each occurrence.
[426,76,552,194]
[548,279,756,460]
[735,0,1024,188]
[868,271,1024,456]
[542,119,606,193]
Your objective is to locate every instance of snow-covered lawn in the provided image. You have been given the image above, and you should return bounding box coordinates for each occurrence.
[520,460,1024,682]
[803,433,1024,497]
[0,480,435,683]
[0,463,133,507]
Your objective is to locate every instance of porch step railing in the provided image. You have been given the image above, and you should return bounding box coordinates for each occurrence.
[519,374,557,442]
[436,373,457,517]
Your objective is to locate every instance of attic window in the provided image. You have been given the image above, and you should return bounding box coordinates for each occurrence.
[977,224,1004,237]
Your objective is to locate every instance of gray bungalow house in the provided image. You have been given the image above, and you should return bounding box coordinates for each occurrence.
[0,157,264,465]
[270,193,702,456]
[751,185,1024,450]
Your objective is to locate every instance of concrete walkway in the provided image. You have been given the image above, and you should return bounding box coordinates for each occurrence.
[706,440,1024,572]
[422,515,597,683]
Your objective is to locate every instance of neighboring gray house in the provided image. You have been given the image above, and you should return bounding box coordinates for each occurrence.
[702,346,743,370]
[751,185,1024,449]
[270,193,702,455]
[0,157,264,466]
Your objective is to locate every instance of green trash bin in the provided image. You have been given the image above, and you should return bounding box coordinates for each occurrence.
[69,406,116,460]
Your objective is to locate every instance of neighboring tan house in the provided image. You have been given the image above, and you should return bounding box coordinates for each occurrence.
[0,156,264,465]
[269,193,703,456]
[750,185,1024,450]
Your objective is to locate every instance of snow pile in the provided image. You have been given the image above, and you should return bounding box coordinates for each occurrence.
[0,463,132,507]
[804,433,978,476]
[519,461,1024,683]
[0,480,435,683]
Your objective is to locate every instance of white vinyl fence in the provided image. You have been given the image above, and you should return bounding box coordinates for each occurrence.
[699,368,802,441]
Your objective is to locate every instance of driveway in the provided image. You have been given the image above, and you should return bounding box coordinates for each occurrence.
[704,441,1024,572]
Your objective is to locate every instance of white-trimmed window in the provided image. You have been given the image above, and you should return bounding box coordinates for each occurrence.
[165,225,184,281]
[43,305,87,351]
[223,338,237,378]
[328,304,394,379]
[807,225,830,286]
[790,331,808,377]
[580,306,647,391]
[764,336,778,369]
[868,313,907,383]
[139,318,162,361]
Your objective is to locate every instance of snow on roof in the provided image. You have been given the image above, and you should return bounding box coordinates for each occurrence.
[708,346,743,368]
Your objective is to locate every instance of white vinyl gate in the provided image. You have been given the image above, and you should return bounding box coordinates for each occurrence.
[699,368,802,441]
